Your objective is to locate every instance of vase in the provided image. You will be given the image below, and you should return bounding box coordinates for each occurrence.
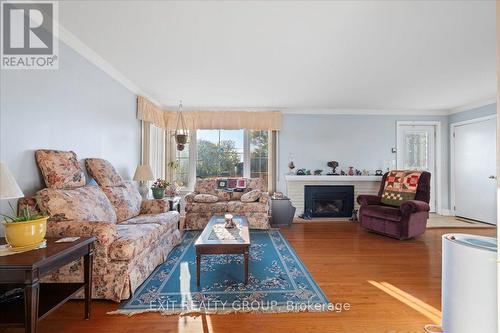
[2,216,48,248]
[151,187,165,199]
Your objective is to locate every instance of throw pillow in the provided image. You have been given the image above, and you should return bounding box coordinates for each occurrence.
[380,170,422,207]
[194,194,219,203]
[240,189,262,203]
[85,158,124,187]
[35,150,86,189]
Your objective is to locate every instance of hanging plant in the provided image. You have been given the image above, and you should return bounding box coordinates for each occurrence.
[174,100,188,151]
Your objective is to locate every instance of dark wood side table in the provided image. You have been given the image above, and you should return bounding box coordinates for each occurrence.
[0,237,95,333]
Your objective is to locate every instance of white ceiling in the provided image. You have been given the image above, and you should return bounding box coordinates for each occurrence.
[59,1,496,112]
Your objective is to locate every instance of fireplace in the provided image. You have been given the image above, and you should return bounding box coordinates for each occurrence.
[303,185,354,218]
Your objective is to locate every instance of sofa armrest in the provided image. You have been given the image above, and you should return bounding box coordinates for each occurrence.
[259,192,270,205]
[185,192,197,204]
[357,195,381,206]
[140,199,169,214]
[400,200,430,216]
[46,220,117,246]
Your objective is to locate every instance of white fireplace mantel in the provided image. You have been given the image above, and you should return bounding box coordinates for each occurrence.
[284,175,383,217]
[284,175,382,182]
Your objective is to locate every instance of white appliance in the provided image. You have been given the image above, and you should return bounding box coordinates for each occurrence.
[442,234,498,333]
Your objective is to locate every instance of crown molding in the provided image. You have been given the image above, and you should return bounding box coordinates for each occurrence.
[58,24,161,105]
[448,96,497,114]
[281,108,450,116]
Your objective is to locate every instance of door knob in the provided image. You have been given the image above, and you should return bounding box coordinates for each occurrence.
[488,175,497,179]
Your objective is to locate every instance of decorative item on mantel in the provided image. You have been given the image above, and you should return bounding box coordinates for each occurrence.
[287,153,295,174]
[327,161,339,175]
[133,164,154,199]
[314,169,323,175]
[296,168,306,175]
[174,100,189,151]
[348,166,354,176]
[224,214,236,228]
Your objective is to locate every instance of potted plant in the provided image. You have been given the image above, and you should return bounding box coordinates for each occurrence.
[1,203,48,248]
[151,178,170,199]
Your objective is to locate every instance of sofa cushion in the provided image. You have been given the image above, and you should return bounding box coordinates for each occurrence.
[120,211,179,229]
[361,205,402,222]
[35,150,85,189]
[110,223,167,260]
[226,201,268,213]
[36,186,117,222]
[241,189,262,202]
[186,201,227,213]
[85,158,124,187]
[194,193,219,203]
[101,182,142,222]
[194,178,218,195]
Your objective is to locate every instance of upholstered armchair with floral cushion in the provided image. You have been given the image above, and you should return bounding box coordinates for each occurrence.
[23,150,181,302]
[185,178,270,230]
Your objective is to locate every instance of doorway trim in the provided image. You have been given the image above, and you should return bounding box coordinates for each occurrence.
[449,114,497,217]
[396,121,442,214]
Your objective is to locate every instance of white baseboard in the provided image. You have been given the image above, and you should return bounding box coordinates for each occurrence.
[437,209,454,216]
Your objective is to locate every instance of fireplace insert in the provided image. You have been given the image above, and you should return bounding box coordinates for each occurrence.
[303,185,354,218]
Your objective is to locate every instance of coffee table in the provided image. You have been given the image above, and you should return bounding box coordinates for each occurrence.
[194,215,250,288]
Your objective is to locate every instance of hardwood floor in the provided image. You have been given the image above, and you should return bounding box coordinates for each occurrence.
[3,222,496,333]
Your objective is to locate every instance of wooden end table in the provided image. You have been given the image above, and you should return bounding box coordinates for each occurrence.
[0,237,95,333]
[194,216,250,288]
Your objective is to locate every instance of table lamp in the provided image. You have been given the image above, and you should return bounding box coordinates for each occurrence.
[133,164,154,199]
[0,162,24,200]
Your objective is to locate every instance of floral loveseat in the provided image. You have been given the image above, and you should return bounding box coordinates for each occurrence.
[184,178,270,230]
[22,150,181,302]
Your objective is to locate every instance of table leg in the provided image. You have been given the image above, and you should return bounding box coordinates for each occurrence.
[24,281,39,333]
[244,250,249,284]
[84,249,93,320]
[196,253,201,288]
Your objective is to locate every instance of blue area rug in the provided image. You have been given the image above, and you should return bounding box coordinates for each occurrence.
[112,230,330,315]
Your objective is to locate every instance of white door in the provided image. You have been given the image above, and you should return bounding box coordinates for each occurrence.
[397,124,436,212]
[453,117,497,225]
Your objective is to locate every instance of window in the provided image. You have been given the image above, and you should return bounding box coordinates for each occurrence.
[250,130,269,187]
[170,129,272,191]
[197,130,244,178]
[174,136,190,187]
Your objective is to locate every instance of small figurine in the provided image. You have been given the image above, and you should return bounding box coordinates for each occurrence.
[375,169,383,176]
[355,169,362,176]
[224,214,236,228]
[327,161,339,175]
[348,166,354,176]
[362,169,370,176]
[305,170,311,175]
[314,169,323,175]
[296,169,306,175]
[340,170,346,176]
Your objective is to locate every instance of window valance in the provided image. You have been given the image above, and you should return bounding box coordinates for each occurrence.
[137,96,282,130]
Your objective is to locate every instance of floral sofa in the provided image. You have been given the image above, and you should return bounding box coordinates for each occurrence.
[22,150,181,302]
[184,178,270,230]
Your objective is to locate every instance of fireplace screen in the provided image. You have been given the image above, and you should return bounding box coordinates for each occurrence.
[304,185,354,218]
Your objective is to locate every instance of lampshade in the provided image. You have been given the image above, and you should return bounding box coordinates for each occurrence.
[133,165,154,181]
[0,162,24,200]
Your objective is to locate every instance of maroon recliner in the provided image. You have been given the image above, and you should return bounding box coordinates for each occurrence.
[357,171,431,240]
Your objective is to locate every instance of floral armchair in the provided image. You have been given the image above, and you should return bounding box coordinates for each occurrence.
[184,178,270,230]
